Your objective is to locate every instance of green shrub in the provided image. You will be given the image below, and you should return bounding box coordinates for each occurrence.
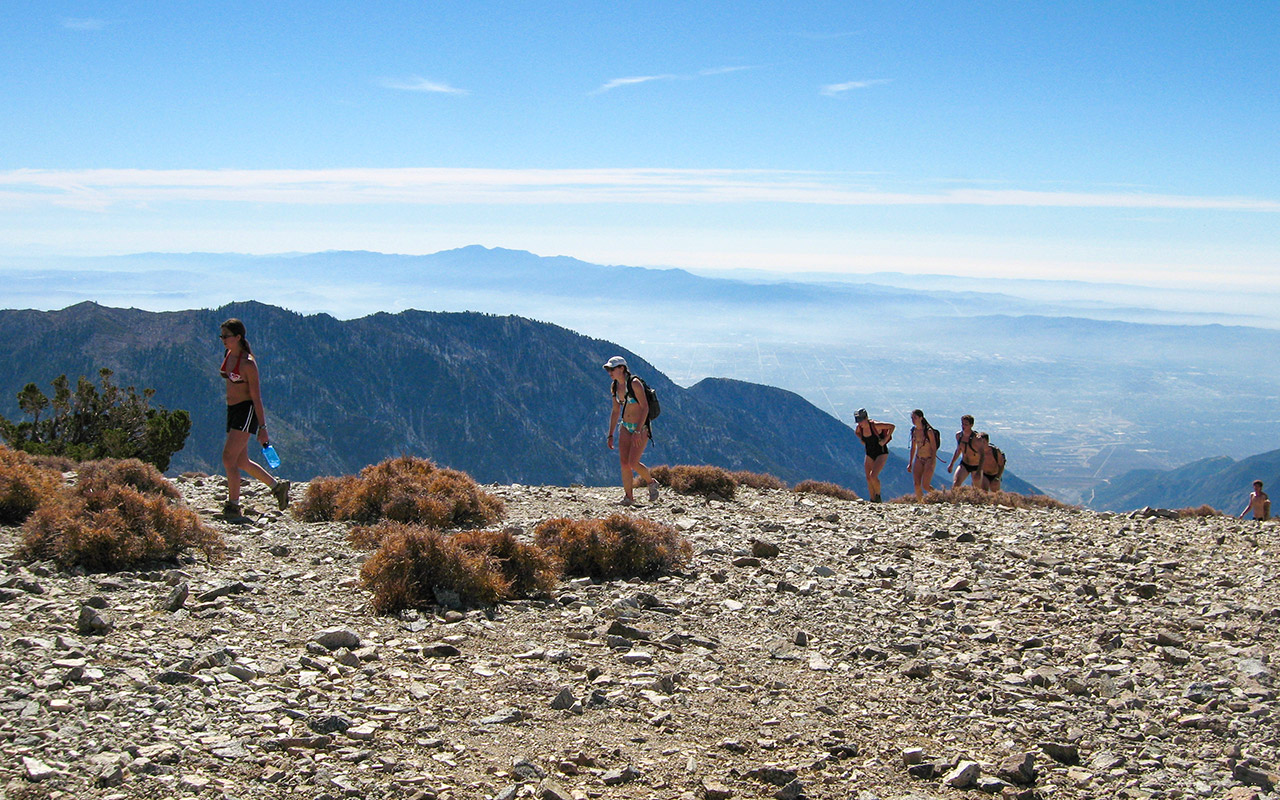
[0,370,191,472]
[899,486,1078,511]
[650,464,736,501]
[19,461,222,571]
[534,514,692,580]
[0,446,64,525]
[358,523,510,614]
[793,479,860,501]
[293,457,504,528]
[729,470,787,490]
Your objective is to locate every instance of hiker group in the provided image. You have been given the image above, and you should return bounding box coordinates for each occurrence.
[853,410,1005,502]
[600,353,1005,506]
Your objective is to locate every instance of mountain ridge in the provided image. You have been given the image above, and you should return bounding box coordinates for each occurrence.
[0,301,1042,499]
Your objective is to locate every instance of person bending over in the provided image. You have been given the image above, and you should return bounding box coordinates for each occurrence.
[854,408,894,502]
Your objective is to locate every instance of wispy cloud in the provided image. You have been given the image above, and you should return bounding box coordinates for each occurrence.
[61,17,106,31]
[590,65,755,95]
[1,167,1276,214]
[821,79,891,97]
[378,76,469,95]
[590,75,680,95]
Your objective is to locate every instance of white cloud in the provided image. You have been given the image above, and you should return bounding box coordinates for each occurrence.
[591,66,754,95]
[590,75,679,95]
[378,76,469,95]
[1,167,1276,213]
[699,66,755,77]
[821,79,891,97]
[61,17,106,31]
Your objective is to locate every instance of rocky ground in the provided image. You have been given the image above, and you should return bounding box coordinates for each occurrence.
[1,475,1278,800]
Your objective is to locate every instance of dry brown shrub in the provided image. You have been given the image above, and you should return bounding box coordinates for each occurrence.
[19,481,221,571]
[793,479,860,501]
[28,454,77,472]
[910,486,1078,511]
[295,457,504,528]
[453,528,560,597]
[649,465,671,487]
[1176,504,1224,518]
[0,446,64,525]
[650,464,736,501]
[295,475,359,522]
[76,458,179,499]
[534,514,691,580]
[358,522,510,614]
[730,470,787,490]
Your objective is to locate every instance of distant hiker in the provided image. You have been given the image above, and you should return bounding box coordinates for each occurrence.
[854,408,894,502]
[946,414,983,488]
[906,409,940,499]
[1240,480,1271,521]
[975,432,1006,492]
[219,318,290,517]
[603,356,658,506]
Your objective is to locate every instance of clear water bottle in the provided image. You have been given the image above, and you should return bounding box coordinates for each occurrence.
[261,442,281,470]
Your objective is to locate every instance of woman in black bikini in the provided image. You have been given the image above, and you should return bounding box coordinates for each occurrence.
[603,356,658,506]
[219,318,289,517]
[853,408,894,502]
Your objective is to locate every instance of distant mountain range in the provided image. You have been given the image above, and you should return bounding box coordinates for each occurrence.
[1091,449,1280,514]
[0,301,1040,500]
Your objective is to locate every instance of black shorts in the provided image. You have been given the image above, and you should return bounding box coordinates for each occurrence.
[226,400,259,434]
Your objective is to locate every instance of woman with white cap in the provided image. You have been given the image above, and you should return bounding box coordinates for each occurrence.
[603,356,658,505]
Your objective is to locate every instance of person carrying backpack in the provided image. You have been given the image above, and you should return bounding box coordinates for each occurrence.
[906,409,941,500]
[603,356,660,505]
[976,432,1006,492]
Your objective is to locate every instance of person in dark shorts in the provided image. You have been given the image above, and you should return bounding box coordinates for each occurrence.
[854,408,895,502]
[1240,480,1271,521]
[946,414,983,488]
[219,318,289,517]
[975,432,1005,492]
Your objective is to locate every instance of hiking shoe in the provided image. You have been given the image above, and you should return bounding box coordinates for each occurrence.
[648,482,659,502]
[222,501,241,518]
[619,497,636,506]
[271,480,291,510]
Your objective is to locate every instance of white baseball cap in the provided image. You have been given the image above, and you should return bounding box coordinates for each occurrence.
[602,356,628,371]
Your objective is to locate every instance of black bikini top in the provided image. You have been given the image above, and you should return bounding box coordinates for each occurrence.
[220,351,246,383]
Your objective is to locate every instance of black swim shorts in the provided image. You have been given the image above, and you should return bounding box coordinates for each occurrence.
[226,400,259,434]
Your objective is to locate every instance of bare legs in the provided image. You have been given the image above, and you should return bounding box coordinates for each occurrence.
[222,429,277,505]
[864,453,888,502]
[953,463,978,489]
[912,455,936,499]
[617,428,652,503]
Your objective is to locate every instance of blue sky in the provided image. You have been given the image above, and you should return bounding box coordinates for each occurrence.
[1,1,1277,290]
